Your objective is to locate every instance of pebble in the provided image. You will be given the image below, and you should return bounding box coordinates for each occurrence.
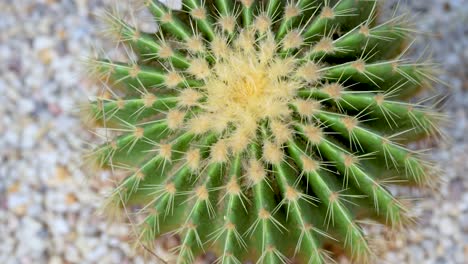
[372,1,468,263]
[0,0,150,263]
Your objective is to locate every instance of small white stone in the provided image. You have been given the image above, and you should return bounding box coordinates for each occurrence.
[18,98,35,114]
[49,255,63,264]
[439,217,456,236]
[52,217,70,235]
[21,123,39,149]
[64,245,81,263]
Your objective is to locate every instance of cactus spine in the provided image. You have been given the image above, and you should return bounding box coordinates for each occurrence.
[84,0,443,263]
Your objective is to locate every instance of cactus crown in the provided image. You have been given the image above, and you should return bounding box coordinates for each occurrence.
[85,0,443,263]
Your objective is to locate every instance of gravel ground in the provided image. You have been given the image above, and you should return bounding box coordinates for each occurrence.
[0,1,466,264]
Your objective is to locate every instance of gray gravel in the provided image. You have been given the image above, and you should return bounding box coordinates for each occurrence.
[369,1,468,263]
[0,0,466,264]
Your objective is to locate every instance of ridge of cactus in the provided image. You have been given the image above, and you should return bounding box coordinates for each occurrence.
[83,0,445,263]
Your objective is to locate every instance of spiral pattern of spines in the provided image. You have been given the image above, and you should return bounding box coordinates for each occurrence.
[84,1,443,263]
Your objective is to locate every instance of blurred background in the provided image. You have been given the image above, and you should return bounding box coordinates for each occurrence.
[0,0,466,263]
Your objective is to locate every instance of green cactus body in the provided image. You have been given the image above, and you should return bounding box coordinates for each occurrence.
[85,0,443,263]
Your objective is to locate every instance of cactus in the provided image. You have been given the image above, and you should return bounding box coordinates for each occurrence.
[84,0,444,263]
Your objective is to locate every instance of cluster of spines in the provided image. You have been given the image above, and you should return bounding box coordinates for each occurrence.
[84,0,444,263]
